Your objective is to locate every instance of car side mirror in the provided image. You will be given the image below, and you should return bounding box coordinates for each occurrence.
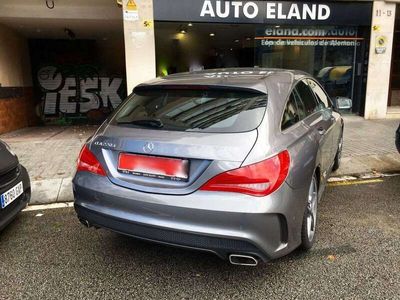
[332,96,352,112]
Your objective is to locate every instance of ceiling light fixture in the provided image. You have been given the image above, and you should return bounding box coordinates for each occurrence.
[209,33,215,37]
[178,25,188,35]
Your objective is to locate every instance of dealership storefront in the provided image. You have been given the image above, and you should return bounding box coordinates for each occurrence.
[152,1,372,115]
[122,0,399,120]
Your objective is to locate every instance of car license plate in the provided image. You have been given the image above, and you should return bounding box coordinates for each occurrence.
[118,153,189,182]
[1,182,23,209]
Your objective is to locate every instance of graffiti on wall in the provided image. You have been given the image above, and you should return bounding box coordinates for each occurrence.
[37,65,125,119]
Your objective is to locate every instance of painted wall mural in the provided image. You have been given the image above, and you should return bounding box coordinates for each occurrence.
[37,65,125,122]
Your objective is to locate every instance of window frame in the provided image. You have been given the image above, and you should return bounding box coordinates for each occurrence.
[306,78,334,110]
[295,79,319,117]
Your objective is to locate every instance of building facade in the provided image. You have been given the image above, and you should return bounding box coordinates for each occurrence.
[123,0,400,119]
[0,0,399,134]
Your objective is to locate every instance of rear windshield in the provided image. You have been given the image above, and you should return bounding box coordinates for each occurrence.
[110,88,267,133]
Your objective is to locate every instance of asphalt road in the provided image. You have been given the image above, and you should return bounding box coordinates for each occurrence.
[1,177,399,300]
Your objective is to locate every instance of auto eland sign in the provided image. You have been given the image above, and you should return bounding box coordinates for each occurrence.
[200,1,331,21]
[153,0,372,26]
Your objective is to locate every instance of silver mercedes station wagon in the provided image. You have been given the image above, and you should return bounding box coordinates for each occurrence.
[73,68,343,266]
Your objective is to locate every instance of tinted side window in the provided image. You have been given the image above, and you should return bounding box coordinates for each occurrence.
[307,79,331,109]
[295,81,318,116]
[281,92,300,130]
[293,89,307,120]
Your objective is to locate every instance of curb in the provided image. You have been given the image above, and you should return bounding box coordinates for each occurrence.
[328,171,400,183]
[30,177,73,205]
[24,202,74,212]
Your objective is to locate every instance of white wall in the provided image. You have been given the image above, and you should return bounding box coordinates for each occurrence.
[0,24,32,87]
[364,1,396,119]
[123,0,156,92]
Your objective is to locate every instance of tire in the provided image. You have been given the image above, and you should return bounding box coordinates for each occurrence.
[332,131,343,172]
[300,173,318,250]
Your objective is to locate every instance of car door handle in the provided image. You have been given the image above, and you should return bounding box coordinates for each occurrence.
[317,127,326,135]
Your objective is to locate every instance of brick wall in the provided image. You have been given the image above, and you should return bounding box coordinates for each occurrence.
[0,88,39,134]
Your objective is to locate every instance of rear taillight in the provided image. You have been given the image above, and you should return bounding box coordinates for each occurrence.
[77,145,106,176]
[200,150,290,197]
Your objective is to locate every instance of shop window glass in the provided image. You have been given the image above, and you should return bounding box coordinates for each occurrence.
[295,81,318,116]
[253,25,362,113]
[155,22,368,115]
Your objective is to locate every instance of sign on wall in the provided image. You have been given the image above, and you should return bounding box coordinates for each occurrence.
[256,26,363,48]
[153,0,372,26]
[124,0,139,21]
[37,66,125,119]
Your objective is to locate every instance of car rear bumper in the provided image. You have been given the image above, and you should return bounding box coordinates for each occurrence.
[73,172,308,261]
[75,204,267,260]
[0,165,31,231]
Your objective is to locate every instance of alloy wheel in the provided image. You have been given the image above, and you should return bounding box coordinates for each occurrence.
[306,176,318,242]
[338,135,343,161]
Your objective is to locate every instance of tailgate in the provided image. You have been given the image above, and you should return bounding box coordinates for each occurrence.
[90,125,258,195]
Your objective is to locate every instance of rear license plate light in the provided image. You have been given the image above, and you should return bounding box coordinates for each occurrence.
[118,153,189,182]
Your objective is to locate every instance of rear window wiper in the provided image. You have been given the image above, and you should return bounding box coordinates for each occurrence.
[117,118,164,128]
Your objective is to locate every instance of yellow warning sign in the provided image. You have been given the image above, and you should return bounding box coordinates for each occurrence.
[375,35,387,54]
[124,0,139,21]
[126,0,137,11]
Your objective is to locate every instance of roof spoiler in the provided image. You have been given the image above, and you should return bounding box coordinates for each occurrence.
[133,84,266,95]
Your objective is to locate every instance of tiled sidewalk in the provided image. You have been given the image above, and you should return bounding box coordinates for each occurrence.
[1,126,96,204]
[335,116,400,176]
[0,125,96,180]
[1,116,399,204]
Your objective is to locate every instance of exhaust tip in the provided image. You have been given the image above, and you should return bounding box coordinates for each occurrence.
[79,218,91,228]
[229,254,258,266]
